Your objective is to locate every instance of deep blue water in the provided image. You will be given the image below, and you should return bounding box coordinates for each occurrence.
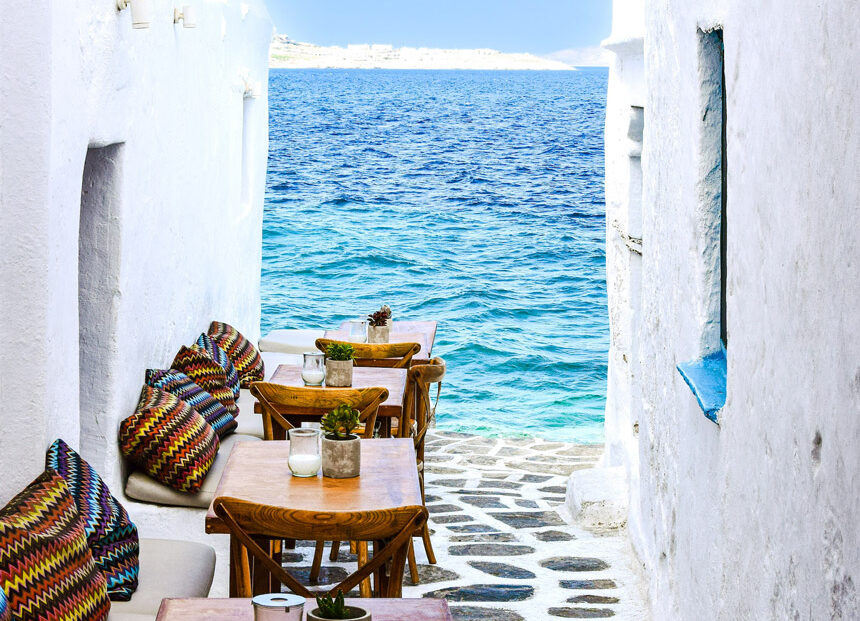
[263,69,608,443]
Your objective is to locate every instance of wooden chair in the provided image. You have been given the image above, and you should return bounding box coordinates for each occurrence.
[249,382,388,589]
[315,338,421,369]
[250,383,388,441]
[213,497,427,599]
[401,357,446,584]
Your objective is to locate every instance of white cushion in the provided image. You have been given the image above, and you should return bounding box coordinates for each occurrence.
[125,434,261,508]
[108,538,215,618]
[260,351,302,379]
[233,409,265,438]
[259,329,324,354]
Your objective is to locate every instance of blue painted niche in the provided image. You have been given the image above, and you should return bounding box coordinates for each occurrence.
[677,347,726,424]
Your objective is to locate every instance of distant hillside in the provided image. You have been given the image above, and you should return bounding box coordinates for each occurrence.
[270,35,574,71]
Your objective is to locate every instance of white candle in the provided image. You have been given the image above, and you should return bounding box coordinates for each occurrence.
[301,369,325,385]
[288,454,321,477]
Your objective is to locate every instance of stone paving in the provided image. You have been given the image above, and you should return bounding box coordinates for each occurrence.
[283,430,649,619]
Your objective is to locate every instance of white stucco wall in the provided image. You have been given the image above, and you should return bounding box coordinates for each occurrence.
[0,0,271,564]
[606,0,860,618]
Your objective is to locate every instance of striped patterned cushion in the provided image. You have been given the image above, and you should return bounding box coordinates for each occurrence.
[171,345,238,416]
[194,334,241,403]
[0,470,110,620]
[45,440,140,602]
[119,387,219,493]
[0,584,8,621]
[207,321,265,389]
[145,369,237,438]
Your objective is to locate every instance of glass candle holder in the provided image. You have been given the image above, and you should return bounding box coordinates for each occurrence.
[301,352,325,386]
[288,428,320,477]
[347,319,367,343]
[251,593,304,621]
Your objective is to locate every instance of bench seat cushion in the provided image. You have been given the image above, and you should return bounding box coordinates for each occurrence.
[125,434,260,508]
[107,538,214,618]
[259,329,324,355]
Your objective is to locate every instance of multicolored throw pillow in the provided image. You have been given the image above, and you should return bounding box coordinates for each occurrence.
[145,369,237,438]
[195,334,241,403]
[120,387,219,493]
[171,345,238,416]
[0,584,9,621]
[207,321,265,388]
[0,470,111,620]
[46,439,140,601]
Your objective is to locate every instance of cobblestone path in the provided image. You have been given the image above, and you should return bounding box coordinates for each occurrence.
[283,430,648,619]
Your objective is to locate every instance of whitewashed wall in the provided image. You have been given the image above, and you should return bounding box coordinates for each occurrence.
[0,0,271,559]
[611,0,860,618]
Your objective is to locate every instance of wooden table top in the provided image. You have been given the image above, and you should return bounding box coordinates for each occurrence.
[205,439,422,535]
[269,364,407,417]
[333,320,437,359]
[156,597,453,620]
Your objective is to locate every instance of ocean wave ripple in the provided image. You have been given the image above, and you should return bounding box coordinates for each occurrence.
[263,69,608,443]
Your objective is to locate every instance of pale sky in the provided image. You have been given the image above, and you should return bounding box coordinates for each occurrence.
[266,0,613,56]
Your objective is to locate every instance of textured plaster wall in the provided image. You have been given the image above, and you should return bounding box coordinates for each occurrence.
[0,0,271,533]
[618,0,860,618]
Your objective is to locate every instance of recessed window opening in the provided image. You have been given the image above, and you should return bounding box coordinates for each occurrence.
[677,28,727,424]
[79,144,124,457]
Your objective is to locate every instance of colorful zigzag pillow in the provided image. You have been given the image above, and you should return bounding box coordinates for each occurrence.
[207,321,265,388]
[171,345,238,416]
[0,470,111,620]
[195,334,241,403]
[46,439,140,601]
[0,584,8,621]
[145,369,237,438]
[120,387,219,493]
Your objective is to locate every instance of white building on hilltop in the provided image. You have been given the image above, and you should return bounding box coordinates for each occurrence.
[596,0,860,618]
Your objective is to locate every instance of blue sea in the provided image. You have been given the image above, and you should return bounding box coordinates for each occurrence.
[262,69,608,443]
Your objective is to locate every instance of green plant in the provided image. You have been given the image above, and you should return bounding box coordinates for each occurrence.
[321,404,360,439]
[314,590,363,619]
[326,342,355,361]
[367,309,388,327]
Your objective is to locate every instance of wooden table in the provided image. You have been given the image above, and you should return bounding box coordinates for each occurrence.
[206,439,423,597]
[333,320,438,364]
[266,364,407,437]
[157,598,453,620]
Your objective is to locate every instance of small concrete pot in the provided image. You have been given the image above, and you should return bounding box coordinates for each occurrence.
[321,434,361,478]
[307,606,370,621]
[367,324,390,344]
[325,359,353,387]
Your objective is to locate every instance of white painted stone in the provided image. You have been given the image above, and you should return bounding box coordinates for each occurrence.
[566,466,628,532]
[0,0,272,567]
[599,0,860,618]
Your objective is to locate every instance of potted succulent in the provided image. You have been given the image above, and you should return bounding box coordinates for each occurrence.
[320,404,361,478]
[367,307,390,344]
[307,590,370,621]
[381,304,392,327]
[325,342,355,387]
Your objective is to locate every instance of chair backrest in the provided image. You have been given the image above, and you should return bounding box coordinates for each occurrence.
[213,496,426,598]
[250,383,388,440]
[315,338,421,369]
[403,357,446,463]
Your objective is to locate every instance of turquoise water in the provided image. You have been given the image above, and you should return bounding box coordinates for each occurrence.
[263,69,608,443]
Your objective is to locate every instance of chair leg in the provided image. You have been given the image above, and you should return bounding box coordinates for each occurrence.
[329,540,341,562]
[349,540,357,554]
[357,541,372,598]
[310,541,325,582]
[407,539,419,584]
[421,523,436,564]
